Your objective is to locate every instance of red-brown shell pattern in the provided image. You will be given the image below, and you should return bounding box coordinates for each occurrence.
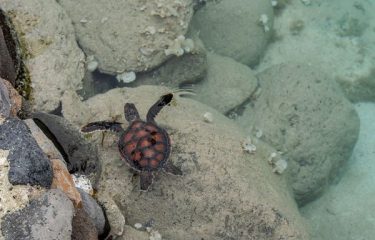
[118,120,170,171]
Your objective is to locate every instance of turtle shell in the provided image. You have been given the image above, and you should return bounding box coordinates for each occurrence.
[118,120,170,171]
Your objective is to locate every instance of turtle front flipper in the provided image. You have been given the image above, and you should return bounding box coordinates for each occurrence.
[124,103,140,122]
[140,171,154,191]
[163,161,183,176]
[81,121,123,133]
[146,93,173,123]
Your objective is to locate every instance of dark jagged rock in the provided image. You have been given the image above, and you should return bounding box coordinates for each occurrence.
[0,117,53,187]
[0,8,21,86]
[0,78,11,117]
[1,189,74,240]
[32,112,101,188]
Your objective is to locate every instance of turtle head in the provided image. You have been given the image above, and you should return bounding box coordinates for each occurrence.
[124,103,140,122]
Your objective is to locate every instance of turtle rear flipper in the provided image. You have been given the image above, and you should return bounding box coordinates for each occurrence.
[146,93,173,123]
[163,161,182,176]
[81,121,123,133]
[140,171,154,191]
[124,103,140,122]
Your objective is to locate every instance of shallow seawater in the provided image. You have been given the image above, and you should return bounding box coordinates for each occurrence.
[60,0,375,240]
[2,0,375,239]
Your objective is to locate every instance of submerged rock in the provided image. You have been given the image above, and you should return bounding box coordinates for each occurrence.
[57,0,194,74]
[193,52,258,114]
[237,63,360,205]
[63,86,309,239]
[189,0,274,66]
[0,118,53,188]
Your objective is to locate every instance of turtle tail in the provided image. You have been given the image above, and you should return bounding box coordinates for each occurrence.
[146,93,173,123]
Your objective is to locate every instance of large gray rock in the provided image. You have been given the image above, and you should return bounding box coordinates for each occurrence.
[189,0,274,66]
[0,118,53,188]
[135,36,207,88]
[0,0,85,112]
[57,0,194,74]
[62,86,309,239]
[78,188,106,235]
[1,189,74,240]
[236,63,359,205]
[194,52,258,114]
[301,103,375,240]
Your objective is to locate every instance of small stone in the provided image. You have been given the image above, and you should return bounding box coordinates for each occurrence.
[87,59,99,72]
[272,158,288,174]
[242,137,256,154]
[268,152,278,164]
[116,71,136,83]
[51,159,82,208]
[203,112,213,123]
[259,14,270,32]
[134,223,143,229]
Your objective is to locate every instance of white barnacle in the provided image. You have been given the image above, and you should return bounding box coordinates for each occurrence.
[272,158,288,174]
[258,14,270,32]
[116,71,136,83]
[268,152,278,164]
[242,137,256,154]
[86,55,99,72]
[203,112,213,123]
[134,223,142,229]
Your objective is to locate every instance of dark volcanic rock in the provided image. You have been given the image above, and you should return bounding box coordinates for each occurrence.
[32,112,101,188]
[1,189,74,240]
[0,117,53,187]
[0,78,11,117]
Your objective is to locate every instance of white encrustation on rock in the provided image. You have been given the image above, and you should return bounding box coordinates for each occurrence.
[116,71,137,83]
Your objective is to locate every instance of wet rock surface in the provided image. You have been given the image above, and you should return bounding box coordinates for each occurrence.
[0,117,53,188]
[63,86,310,239]
[32,112,101,188]
[0,8,18,85]
[1,0,85,112]
[189,0,274,66]
[0,78,11,117]
[193,52,258,114]
[237,63,360,205]
[57,0,194,74]
[78,188,106,235]
[1,189,74,240]
[71,208,98,240]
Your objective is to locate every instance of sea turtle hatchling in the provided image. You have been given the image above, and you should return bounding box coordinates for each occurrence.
[81,93,182,190]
